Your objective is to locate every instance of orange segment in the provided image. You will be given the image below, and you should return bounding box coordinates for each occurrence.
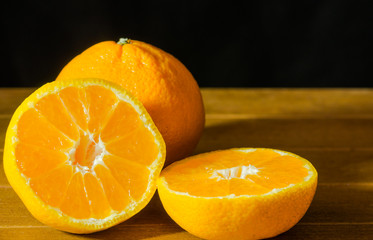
[157,148,318,240]
[256,155,309,188]
[58,86,89,131]
[179,179,230,197]
[228,178,270,196]
[103,154,150,201]
[100,101,141,143]
[3,79,165,233]
[105,126,159,165]
[84,173,112,219]
[17,108,74,150]
[59,172,91,219]
[15,143,68,178]
[85,85,118,135]
[94,164,130,211]
[29,164,73,207]
[34,93,79,140]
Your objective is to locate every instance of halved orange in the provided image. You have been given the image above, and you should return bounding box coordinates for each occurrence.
[157,148,317,240]
[3,79,165,233]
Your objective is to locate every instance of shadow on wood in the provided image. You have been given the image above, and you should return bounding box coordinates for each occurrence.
[195,118,373,154]
[78,192,185,240]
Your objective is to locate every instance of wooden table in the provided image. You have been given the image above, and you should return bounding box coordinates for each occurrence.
[1,88,372,239]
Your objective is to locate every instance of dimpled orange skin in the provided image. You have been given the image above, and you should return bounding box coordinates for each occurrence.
[56,39,205,165]
[159,181,317,240]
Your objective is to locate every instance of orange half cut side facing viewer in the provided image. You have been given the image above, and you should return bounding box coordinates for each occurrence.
[157,148,318,240]
[3,79,166,233]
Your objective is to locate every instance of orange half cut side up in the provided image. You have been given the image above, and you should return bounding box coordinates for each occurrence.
[157,148,317,240]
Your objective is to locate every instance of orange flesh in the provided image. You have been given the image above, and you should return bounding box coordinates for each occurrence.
[164,150,309,197]
[15,85,158,219]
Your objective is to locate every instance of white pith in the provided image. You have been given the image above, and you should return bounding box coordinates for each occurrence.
[210,165,260,181]
[68,131,108,174]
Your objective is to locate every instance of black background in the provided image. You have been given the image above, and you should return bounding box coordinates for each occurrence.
[1,0,372,88]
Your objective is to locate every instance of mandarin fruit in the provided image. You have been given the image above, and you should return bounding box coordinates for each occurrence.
[56,38,205,165]
[157,148,318,240]
[3,79,165,233]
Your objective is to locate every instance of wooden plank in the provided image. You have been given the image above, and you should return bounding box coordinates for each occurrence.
[202,88,373,117]
[1,88,373,117]
[302,184,373,223]
[275,224,373,240]
[0,149,5,185]
[0,88,34,116]
[1,117,373,152]
[0,118,10,149]
[1,88,373,151]
[290,149,373,183]
[1,149,373,186]
[1,184,372,227]
[0,185,372,239]
[0,225,198,240]
[195,118,373,152]
[1,88,373,240]
[0,224,371,240]
[0,189,172,227]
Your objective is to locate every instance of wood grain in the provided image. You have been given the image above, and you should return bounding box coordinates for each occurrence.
[1,224,371,240]
[1,117,373,153]
[1,88,373,239]
[202,88,373,116]
[0,88,34,117]
[2,88,373,116]
[0,184,372,239]
[196,118,373,153]
[1,184,372,226]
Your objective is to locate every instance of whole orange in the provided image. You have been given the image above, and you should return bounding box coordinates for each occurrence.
[56,38,205,165]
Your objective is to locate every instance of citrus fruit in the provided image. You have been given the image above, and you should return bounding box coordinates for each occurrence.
[157,148,318,240]
[56,38,205,165]
[3,79,166,233]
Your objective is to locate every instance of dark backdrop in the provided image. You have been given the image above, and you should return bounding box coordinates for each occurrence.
[1,0,372,88]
